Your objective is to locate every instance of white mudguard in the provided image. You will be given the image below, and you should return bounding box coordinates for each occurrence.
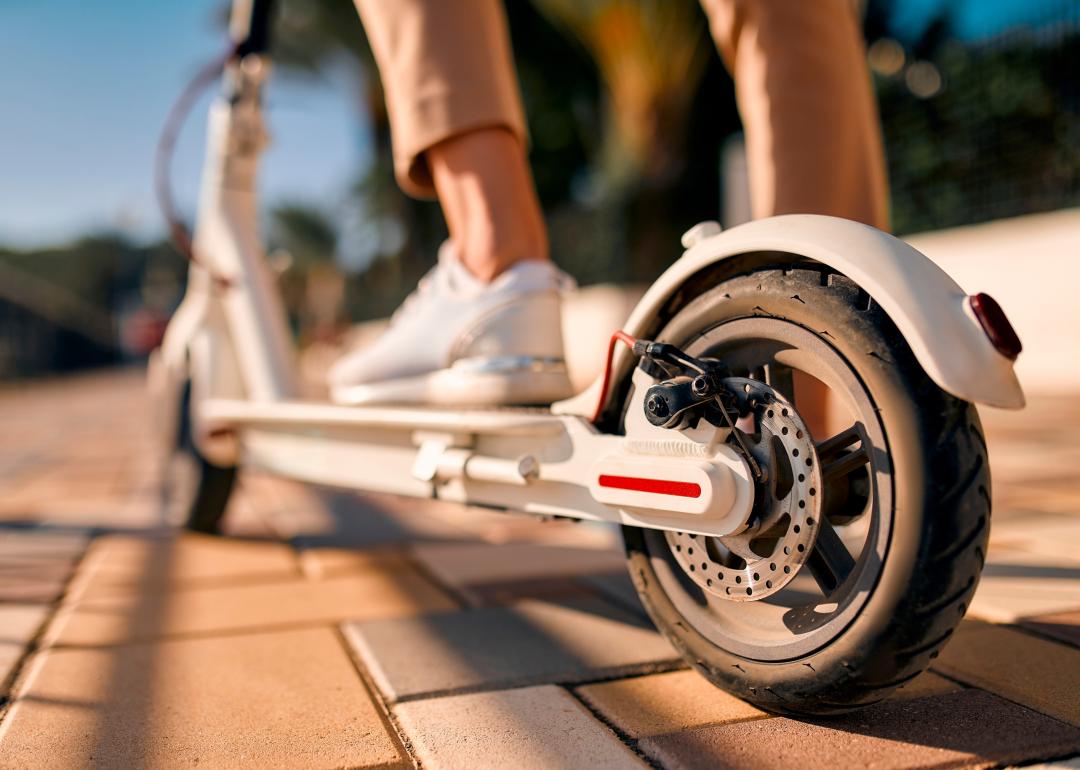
[561,215,1024,416]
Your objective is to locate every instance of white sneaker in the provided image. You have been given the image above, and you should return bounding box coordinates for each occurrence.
[329,242,576,406]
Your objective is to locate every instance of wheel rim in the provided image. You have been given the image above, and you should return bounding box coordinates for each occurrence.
[637,316,893,661]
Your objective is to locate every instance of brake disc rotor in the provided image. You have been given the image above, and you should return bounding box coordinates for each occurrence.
[666,378,822,601]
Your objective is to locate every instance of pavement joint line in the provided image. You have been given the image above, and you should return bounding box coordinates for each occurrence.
[923,666,975,692]
[378,657,690,705]
[979,604,1080,641]
[333,623,421,769]
[39,617,386,650]
[396,546,474,610]
[995,617,1080,650]
[928,671,1080,736]
[932,621,1080,729]
[557,658,691,690]
[406,535,654,617]
[0,639,54,747]
[562,684,667,770]
[1010,617,1080,649]
[0,529,94,724]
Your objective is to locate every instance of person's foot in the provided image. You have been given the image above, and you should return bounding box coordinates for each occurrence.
[328,242,575,406]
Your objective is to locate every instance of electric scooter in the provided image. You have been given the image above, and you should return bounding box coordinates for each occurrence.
[151,0,1025,716]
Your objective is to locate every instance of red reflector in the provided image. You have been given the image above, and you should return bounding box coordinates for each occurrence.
[598,474,702,498]
[969,293,1022,361]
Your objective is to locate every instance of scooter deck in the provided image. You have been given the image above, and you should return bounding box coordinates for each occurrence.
[200,397,569,438]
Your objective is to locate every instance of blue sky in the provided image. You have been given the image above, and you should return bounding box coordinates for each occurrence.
[0,0,367,247]
[884,0,1080,43]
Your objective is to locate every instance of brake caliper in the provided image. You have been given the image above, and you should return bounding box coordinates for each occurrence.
[632,340,737,429]
[632,339,763,480]
[630,340,823,600]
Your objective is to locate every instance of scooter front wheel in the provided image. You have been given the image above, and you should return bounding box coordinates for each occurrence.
[623,267,989,715]
[162,380,237,534]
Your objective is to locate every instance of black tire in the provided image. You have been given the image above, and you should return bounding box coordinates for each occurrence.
[623,267,990,715]
[167,381,237,534]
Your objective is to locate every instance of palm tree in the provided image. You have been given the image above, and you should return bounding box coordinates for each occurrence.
[533,0,710,191]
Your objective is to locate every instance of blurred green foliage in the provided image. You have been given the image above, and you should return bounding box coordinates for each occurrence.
[875,30,1080,233]
[0,236,185,376]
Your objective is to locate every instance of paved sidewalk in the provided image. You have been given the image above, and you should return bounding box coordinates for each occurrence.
[1,369,1079,769]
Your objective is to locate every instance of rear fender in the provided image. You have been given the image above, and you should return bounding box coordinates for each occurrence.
[560,215,1024,421]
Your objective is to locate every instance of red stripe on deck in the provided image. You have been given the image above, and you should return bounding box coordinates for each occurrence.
[598,474,702,498]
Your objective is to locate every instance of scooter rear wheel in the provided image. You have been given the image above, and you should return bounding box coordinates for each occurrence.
[623,267,989,715]
[163,381,237,534]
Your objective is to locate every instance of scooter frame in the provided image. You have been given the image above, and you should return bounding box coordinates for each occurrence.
[152,0,1024,540]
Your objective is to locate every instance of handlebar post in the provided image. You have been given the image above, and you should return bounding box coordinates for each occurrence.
[229,0,275,57]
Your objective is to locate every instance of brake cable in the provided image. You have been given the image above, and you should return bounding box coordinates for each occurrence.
[592,331,764,479]
[153,47,238,289]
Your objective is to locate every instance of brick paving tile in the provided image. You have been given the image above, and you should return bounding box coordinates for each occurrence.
[411,541,627,587]
[638,690,1080,770]
[281,488,485,550]
[0,531,89,561]
[0,604,49,692]
[297,547,415,579]
[463,576,599,607]
[574,670,960,740]
[393,685,647,770]
[10,496,161,532]
[996,485,1080,517]
[575,669,766,738]
[0,627,410,770]
[934,621,1080,726]
[990,513,1080,565]
[581,572,645,614]
[889,670,964,700]
[216,497,280,540]
[67,533,300,599]
[1022,609,1080,647]
[231,481,350,543]
[47,567,456,647]
[986,444,1080,489]
[397,498,620,549]
[474,519,623,550]
[409,541,632,606]
[0,566,73,604]
[343,597,679,703]
[0,531,87,603]
[968,547,1080,622]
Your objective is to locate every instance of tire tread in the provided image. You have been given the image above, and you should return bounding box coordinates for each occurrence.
[624,267,991,715]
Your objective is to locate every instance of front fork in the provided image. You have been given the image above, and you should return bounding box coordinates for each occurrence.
[156,53,296,467]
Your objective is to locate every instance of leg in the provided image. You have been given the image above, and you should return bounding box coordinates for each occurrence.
[699,0,889,229]
[428,128,548,281]
[333,0,570,404]
[700,0,890,435]
[354,0,546,281]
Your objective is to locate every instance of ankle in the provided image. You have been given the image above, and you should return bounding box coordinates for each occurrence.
[458,227,549,282]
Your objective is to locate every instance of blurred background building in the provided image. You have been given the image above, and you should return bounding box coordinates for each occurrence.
[1,0,1077,380]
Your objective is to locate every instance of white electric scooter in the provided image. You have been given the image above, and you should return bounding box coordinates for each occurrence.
[151,0,1025,715]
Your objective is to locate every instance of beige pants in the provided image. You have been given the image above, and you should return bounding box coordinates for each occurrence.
[354,0,889,230]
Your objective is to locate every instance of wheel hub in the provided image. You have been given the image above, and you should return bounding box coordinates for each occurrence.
[666,378,822,601]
